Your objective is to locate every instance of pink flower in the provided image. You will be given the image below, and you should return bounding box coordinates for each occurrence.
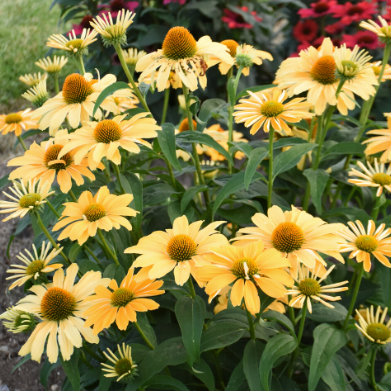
[298,0,339,18]
[222,6,262,29]
[324,21,345,35]
[342,31,381,50]
[98,0,139,17]
[293,20,318,42]
[68,15,94,36]
[164,0,186,4]
[333,1,377,26]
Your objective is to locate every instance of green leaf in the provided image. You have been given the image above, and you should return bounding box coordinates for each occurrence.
[236,85,277,100]
[77,258,101,274]
[200,322,246,352]
[125,337,187,391]
[176,130,233,164]
[308,324,348,391]
[322,141,365,159]
[321,356,346,391]
[244,147,268,190]
[226,360,246,391]
[136,312,157,348]
[262,311,295,336]
[192,360,215,391]
[158,123,182,172]
[122,172,143,231]
[0,174,9,190]
[272,137,308,149]
[303,169,329,214]
[92,82,130,116]
[377,262,391,309]
[162,278,191,296]
[68,242,82,263]
[213,171,262,216]
[40,358,60,387]
[259,334,297,391]
[306,303,348,323]
[98,372,112,391]
[197,99,227,132]
[243,339,265,391]
[175,295,205,366]
[144,374,190,391]
[230,141,253,158]
[13,129,43,149]
[61,350,80,391]
[273,143,316,178]
[143,183,177,206]
[180,185,208,214]
[12,354,31,373]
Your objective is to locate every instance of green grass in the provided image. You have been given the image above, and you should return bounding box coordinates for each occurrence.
[0,0,63,110]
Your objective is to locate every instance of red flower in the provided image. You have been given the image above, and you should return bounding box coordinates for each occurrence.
[333,1,377,26]
[342,31,381,50]
[298,0,339,18]
[98,0,139,17]
[293,20,318,42]
[222,6,262,29]
[324,21,345,35]
[68,15,94,35]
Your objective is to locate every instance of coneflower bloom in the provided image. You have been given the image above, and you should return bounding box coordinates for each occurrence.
[355,305,391,345]
[102,343,138,381]
[16,264,110,363]
[0,179,54,222]
[35,56,68,76]
[233,88,313,135]
[348,159,391,197]
[339,220,391,272]
[56,113,160,170]
[360,16,391,43]
[19,72,48,87]
[8,129,98,193]
[122,48,147,69]
[196,241,293,315]
[84,268,164,333]
[22,80,49,108]
[6,242,63,290]
[136,26,233,91]
[363,118,391,162]
[286,264,348,313]
[0,109,38,137]
[53,186,136,245]
[0,307,37,334]
[370,61,391,82]
[126,215,228,286]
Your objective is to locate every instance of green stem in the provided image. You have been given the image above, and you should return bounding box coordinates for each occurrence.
[370,348,378,391]
[54,73,60,95]
[83,341,104,362]
[212,350,226,390]
[371,195,382,221]
[287,295,296,326]
[68,190,78,202]
[35,213,70,264]
[97,228,119,265]
[112,163,125,194]
[161,88,170,125]
[267,127,275,209]
[46,199,61,218]
[75,54,85,75]
[246,308,256,340]
[343,262,364,330]
[114,43,151,114]
[187,277,196,299]
[80,351,94,369]
[17,136,27,151]
[84,244,101,265]
[134,321,155,350]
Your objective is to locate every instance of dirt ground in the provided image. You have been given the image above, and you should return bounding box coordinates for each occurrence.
[0,134,64,390]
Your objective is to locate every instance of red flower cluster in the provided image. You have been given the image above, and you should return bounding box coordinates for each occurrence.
[222,6,262,29]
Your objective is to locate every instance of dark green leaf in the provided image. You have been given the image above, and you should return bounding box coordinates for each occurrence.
[12,354,31,373]
[244,147,268,190]
[68,242,82,263]
[187,360,215,391]
[303,169,329,214]
[92,82,130,116]
[309,324,348,391]
[323,142,365,159]
[144,374,190,390]
[143,183,177,206]
[272,137,308,149]
[321,356,346,391]
[98,372,112,391]
[136,313,157,348]
[175,296,205,366]
[158,123,182,172]
[306,303,348,323]
[226,360,246,391]
[236,85,277,100]
[259,334,297,391]
[77,258,101,274]
[243,339,264,391]
[180,185,208,214]
[61,350,80,391]
[273,143,316,178]
[122,172,143,231]
[230,141,252,158]
[162,278,191,295]
[201,322,246,352]
[197,99,227,132]
[377,262,391,309]
[262,311,295,336]
[40,358,60,387]
[0,174,9,190]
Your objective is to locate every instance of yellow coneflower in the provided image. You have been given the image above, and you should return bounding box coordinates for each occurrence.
[90,9,135,47]
[22,80,49,108]
[16,264,110,363]
[286,264,348,313]
[360,16,391,43]
[19,72,48,87]
[339,220,391,272]
[355,305,391,345]
[233,88,313,135]
[53,186,136,245]
[0,108,38,137]
[236,205,346,270]
[371,61,391,82]
[348,159,391,197]
[102,343,138,381]
[0,307,37,334]
[110,86,139,114]
[84,268,164,333]
[8,129,99,193]
[363,115,391,162]
[35,56,68,75]
[55,113,160,170]
[126,215,228,286]
[32,72,118,135]
[136,26,233,91]
[0,179,54,222]
[6,242,63,290]
[122,48,147,68]
[197,241,293,315]
[47,28,98,56]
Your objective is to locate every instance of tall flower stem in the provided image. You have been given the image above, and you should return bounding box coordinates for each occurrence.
[112,163,126,194]
[267,127,275,209]
[53,73,60,95]
[370,348,379,391]
[69,190,78,202]
[343,262,364,330]
[134,321,155,350]
[371,195,383,221]
[182,84,210,208]
[187,277,196,299]
[246,308,256,340]
[114,43,151,114]
[84,245,101,265]
[17,136,27,151]
[97,228,119,265]
[46,199,61,218]
[35,213,70,264]
[75,54,86,75]
[161,88,170,125]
